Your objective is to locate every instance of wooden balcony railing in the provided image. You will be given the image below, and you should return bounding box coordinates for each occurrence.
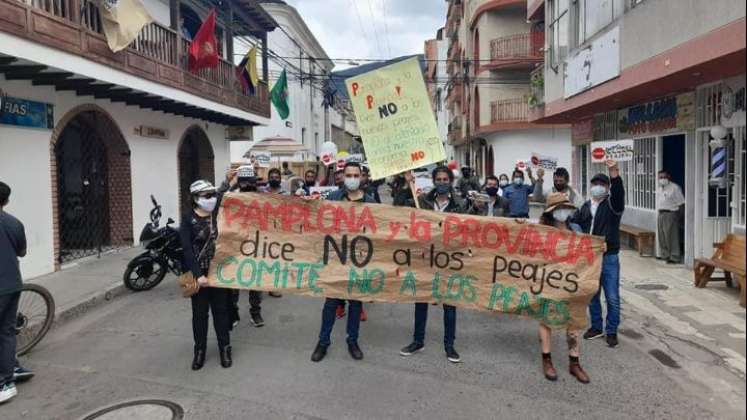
[490,32,544,61]
[1,0,270,118]
[490,98,529,124]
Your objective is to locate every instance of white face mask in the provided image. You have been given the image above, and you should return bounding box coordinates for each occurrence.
[499,180,509,187]
[197,197,217,213]
[513,178,524,186]
[590,185,608,199]
[553,208,574,222]
[344,177,361,191]
[658,178,670,187]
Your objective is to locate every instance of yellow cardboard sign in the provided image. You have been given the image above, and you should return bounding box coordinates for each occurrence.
[346,58,446,180]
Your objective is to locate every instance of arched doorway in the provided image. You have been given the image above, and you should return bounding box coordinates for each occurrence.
[486,145,495,177]
[53,106,133,264]
[178,126,215,215]
[474,86,481,129]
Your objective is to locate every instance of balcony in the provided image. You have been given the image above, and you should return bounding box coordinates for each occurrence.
[468,0,526,29]
[491,98,529,124]
[484,32,544,71]
[0,0,271,122]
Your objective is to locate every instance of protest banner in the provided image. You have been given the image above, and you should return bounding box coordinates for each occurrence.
[251,152,272,167]
[591,140,635,163]
[413,177,434,195]
[531,153,559,171]
[345,58,446,180]
[208,193,605,330]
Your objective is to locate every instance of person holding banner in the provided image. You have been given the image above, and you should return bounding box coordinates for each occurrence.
[302,170,318,195]
[219,167,267,328]
[260,168,286,298]
[537,193,590,383]
[569,160,625,348]
[457,167,481,199]
[311,162,377,362]
[361,166,382,204]
[400,166,466,363]
[180,180,232,370]
[502,168,543,218]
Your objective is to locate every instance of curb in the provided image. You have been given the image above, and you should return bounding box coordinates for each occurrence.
[53,282,131,326]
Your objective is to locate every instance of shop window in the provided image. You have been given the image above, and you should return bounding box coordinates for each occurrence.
[708,133,735,219]
[696,83,723,129]
[589,137,656,210]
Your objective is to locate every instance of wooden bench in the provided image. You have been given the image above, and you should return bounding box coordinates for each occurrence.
[619,224,655,257]
[694,234,746,307]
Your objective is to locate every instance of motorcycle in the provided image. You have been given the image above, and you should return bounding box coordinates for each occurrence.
[123,195,182,291]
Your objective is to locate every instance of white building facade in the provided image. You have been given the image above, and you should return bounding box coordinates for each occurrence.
[0,0,276,278]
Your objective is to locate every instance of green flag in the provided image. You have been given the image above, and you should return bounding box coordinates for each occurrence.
[271,70,290,120]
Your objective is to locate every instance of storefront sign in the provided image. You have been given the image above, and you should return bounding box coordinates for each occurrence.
[721,76,746,128]
[0,91,54,130]
[134,125,169,139]
[617,93,694,137]
[225,126,254,141]
[209,193,605,330]
[591,140,634,163]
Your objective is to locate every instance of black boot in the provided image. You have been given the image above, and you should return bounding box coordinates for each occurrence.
[192,348,206,371]
[220,345,233,368]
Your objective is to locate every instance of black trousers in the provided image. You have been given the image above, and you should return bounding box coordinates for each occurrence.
[191,287,231,350]
[227,290,262,325]
[0,292,19,386]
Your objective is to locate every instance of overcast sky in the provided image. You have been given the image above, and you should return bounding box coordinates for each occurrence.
[283,0,447,66]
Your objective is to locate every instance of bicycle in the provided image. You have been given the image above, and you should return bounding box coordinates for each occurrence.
[15,283,55,356]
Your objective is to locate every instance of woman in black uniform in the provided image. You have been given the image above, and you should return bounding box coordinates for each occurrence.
[180,179,232,370]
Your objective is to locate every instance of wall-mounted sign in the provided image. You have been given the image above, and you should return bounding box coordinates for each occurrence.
[617,93,694,137]
[225,126,254,141]
[0,90,54,130]
[591,139,634,163]
[722,76,746,128]
[564,26,620,99]
[134,125,169,139]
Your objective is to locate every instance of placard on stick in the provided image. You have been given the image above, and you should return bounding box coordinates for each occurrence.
[345,58,446,180]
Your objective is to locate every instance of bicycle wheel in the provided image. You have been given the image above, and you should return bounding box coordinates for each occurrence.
[15,283,55,356]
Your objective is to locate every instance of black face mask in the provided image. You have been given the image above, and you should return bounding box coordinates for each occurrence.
[269,179,281,189]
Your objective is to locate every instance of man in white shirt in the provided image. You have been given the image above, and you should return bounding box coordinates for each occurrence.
[657,170,685,264]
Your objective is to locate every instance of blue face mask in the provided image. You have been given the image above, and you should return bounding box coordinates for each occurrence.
[435,183,451,195]
[513,177,524,186]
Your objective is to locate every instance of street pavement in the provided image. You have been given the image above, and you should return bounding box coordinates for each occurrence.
[5,262,744,419]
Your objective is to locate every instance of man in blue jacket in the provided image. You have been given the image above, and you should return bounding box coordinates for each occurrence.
[502,168,543,218]
[311,162,376,363]
[569,160,625,348]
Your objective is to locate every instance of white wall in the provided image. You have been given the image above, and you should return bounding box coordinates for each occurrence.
[485,128,573,194]
[143,0,171,27]
[0,75,230,279]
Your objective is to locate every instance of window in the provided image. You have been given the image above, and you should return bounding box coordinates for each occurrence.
[589,136,656,210]
[737,128,746,227]
[548,0,570,71]
[573,145,589,199]
[576,0,625,45]
[301,128,307,147]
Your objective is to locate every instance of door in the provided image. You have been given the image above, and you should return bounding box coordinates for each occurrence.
[696,130,734,258]
[661,134,686,259]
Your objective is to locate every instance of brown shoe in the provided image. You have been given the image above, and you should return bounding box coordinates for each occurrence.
[570,362,590,384]
[542,356,558,381]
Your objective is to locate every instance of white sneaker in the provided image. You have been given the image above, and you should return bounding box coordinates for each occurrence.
[0,382,17,404]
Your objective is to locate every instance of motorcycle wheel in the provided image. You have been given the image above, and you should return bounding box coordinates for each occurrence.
[123,257,168,291]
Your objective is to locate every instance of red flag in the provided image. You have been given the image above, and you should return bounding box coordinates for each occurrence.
[188,9,219,72]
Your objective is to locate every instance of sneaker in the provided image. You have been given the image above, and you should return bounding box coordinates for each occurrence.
[400,342,425,356]
[250,313,265,327]
[360,308,368,322]
[335,304,346,319]
[0,383,17,404]
[446,347,461,363]
[311,343,328,362]
[606,334,619,348]
[583,328,605,340]
[13,366,34,383]
[348,342,364,360]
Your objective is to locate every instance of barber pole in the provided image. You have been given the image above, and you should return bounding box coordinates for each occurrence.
[709,138,728,188]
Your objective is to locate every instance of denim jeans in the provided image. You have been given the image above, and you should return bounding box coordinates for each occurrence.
[413,303,456,349]
[318,298,361,346]
[0,292,20,386]
[589,253,621,335]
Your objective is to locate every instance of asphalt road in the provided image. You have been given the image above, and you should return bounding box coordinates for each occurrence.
[4,276,730,420]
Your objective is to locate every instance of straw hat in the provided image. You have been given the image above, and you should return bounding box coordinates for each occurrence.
[543,192,575,213]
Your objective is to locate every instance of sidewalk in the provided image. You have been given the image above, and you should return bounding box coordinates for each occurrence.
[618,250,746,412]
[26,247,143,323]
